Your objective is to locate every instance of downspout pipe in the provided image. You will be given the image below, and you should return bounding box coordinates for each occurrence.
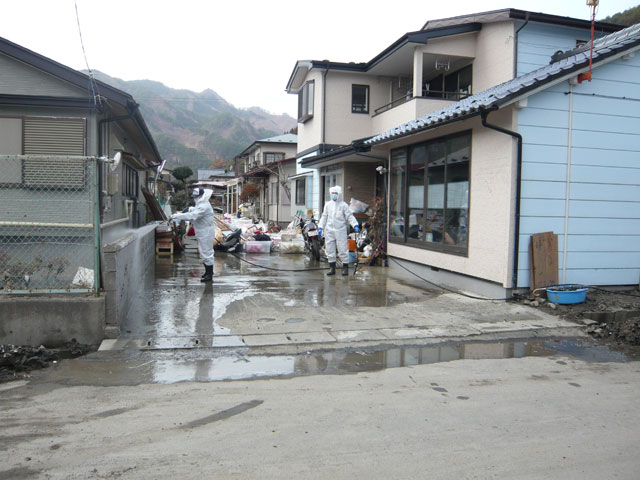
[97,107,137,221]
[514,13,530,78]
[481,108,523,292]
[321,68,328,149]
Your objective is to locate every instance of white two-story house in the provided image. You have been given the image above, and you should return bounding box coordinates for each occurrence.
[286,8,630,296]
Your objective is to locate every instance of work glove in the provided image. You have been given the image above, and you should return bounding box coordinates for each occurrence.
[318,228,323,238]
[354,226,360,233]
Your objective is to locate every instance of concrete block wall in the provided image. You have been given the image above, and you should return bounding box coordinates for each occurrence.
[0,295,105,347]
[102,224,156,338]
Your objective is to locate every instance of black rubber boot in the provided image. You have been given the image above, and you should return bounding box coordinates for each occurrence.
[201,264,213,283]
[326,262,336,276]
[200,263,207,280]
[342,263,349,276]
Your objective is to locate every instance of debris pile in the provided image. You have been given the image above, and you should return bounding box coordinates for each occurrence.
[0,341,91,383]
[586,315,640,346]
[518,286,640,346]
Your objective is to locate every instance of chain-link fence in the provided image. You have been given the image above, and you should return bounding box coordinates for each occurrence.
[0,155,100,293]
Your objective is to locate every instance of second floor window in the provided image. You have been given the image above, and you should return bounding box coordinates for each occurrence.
[298,81,314,123]
[264,152,285,163]
[352,84,369,113]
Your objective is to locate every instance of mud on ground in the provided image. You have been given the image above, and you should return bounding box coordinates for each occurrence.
[0,341,93,383]
[518,286,640,346]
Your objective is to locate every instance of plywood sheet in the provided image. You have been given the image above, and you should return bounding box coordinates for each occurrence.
[529,232,558,291]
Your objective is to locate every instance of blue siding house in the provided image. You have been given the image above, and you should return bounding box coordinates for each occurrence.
[361,21,640,295]
[517,32,640,287]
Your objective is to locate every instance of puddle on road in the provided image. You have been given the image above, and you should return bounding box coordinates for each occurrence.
[43,337,639,386]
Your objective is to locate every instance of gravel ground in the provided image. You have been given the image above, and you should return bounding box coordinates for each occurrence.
[0,341,92,383]
[516,286,640,346]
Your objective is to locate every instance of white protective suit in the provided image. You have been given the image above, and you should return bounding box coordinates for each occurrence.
[319,185,358,264]
[172,189,215,266]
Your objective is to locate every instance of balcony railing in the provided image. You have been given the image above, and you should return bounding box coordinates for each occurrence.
[373,89,471,116]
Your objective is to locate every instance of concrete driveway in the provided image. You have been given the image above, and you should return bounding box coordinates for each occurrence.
[103,237,580,357]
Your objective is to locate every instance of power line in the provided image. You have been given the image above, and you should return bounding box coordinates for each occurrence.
[74,0,101,107]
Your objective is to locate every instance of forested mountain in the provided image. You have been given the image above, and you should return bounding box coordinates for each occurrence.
[91,71,297,170]
[603,3,640,26]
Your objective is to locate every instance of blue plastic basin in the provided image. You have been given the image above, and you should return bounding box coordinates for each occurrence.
[546,285,588,304]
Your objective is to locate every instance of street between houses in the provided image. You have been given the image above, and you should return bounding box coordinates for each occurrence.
[2,239,640,479]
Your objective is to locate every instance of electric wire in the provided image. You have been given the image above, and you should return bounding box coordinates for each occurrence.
[230,252,330,272]
[384,253,513,301]
[74,0,101,107]
[224,246,640,301]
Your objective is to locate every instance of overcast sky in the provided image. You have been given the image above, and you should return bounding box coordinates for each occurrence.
[1,0,638,116]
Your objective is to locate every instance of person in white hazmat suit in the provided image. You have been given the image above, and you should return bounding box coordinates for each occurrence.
[171,188,215,282]
[318,185,360,276]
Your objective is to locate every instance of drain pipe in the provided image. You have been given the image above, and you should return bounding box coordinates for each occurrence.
[100,199,134,229]
[97,109,136,221]
[514,13,530,78]
[321,68,328,147]
[481,108,523,292]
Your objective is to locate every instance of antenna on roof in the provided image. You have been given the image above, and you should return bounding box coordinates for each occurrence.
[578,0,599,83]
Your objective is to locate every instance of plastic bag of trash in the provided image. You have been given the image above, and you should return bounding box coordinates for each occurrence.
[349,198,369,213]
[72,267,94,288]
[280,240,305,254]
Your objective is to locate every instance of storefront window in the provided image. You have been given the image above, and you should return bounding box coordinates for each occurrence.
[389,131,470,255]
[389,150,406,240]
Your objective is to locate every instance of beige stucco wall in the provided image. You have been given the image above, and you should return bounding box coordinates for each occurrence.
[422,32,477,58]
[323,71,384,145]
[372,97,453,133]
[257,142,297,160]
[384,108,517,287]
[296,70,324,153]
[472,21,515,91]
[419,21,514,95]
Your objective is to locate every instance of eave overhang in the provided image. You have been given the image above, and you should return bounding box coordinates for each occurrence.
[285,23,481,93]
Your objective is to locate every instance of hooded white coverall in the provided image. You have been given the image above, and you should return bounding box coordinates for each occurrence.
[319,185,358,264]
[172,189,215,266]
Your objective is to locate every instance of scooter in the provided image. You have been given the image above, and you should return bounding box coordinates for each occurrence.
[214,228,243,253]
[298,214,322,261]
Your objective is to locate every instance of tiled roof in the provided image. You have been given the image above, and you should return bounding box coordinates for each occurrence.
[365,22,640,146]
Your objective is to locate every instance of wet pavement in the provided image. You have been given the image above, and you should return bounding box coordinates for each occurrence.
[43,337,639,386]
[100,237,583,354]
[30,237,638,385]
